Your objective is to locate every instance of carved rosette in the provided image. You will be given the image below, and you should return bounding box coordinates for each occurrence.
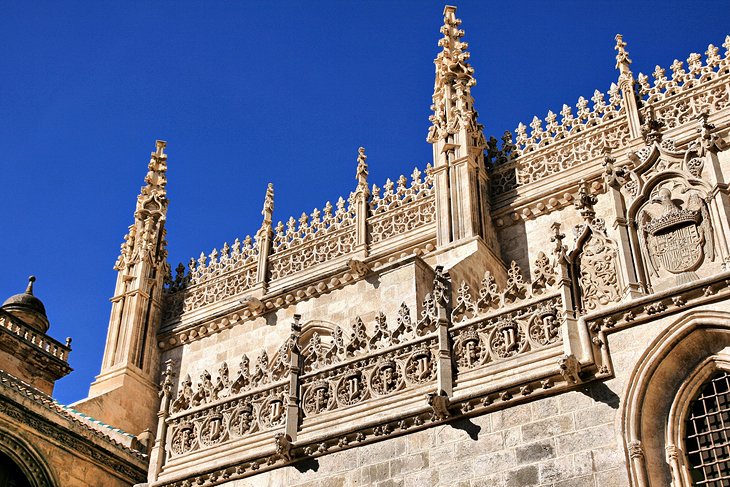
[527,306,561,347]
[455,329,485,370]
[198,412,226,447]
[170,422,196,456]
[228,401,255,438]
[303,380,335,415]
[488,318,527,359]
[404,347,436,385]
[369,360,404,396]
[336,370,368,406]
[259,394,287,429]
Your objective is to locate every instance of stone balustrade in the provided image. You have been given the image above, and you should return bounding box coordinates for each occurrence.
[0,312,71,362]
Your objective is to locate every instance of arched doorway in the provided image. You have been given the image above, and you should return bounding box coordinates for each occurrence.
[0,451,31,487]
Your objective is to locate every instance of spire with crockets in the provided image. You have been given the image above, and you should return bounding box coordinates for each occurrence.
[426,6,500,262]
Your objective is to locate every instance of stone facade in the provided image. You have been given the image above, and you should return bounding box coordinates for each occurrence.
[3,4,730,487]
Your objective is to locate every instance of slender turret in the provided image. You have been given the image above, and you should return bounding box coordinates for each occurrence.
[74,140,170,437]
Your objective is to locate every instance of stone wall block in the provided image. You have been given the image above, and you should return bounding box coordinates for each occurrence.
[522,413,575,443]
[515,439,556,465]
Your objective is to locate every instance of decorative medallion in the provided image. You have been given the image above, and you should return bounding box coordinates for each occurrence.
[488,317,526,359]
[170,422,196,456]
[198,412,226,447]
[404,346,436,384]
[336,370,368,405]
[370,359,403,396]
[303,380,334,415]
[455,329,484,369]
[528,306,561,347]
[259,394,286,429]
[228,401,255,438]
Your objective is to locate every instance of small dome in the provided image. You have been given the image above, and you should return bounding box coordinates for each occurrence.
[1,276,50,333]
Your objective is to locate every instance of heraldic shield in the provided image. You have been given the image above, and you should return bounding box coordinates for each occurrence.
[640,186,714,280]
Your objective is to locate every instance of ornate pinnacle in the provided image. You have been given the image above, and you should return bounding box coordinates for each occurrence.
[143,140,168,193]
[614,34,632,72]
[118,140,169,270]
[428,5,479,144]
[356,147,369,190]
[261,183,274,227]
[135,140,169,219]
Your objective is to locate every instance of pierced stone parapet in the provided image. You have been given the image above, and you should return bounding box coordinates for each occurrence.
[162,164,435,326]
[368,167,435,245]
[154,282,571,486]
[488,34,730,199]
[637,37,730,105]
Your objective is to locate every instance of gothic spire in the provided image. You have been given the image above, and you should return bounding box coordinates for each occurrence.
[136,140,169,221]
[427,5,481,144]
[115,140,169,270]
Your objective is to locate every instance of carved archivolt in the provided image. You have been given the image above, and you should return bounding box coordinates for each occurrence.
[622,311,730,487]
[0,429,56,487]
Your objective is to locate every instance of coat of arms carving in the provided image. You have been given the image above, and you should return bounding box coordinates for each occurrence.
[639,185,714,281]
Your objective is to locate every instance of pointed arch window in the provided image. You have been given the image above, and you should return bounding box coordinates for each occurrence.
[684,371,730,485]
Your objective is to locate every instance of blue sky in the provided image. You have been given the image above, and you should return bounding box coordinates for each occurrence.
[1,1,727,405]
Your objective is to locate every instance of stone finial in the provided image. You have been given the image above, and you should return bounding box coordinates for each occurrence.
[143,140,168,193]
[550,222,566,260]
[261,183,274,227]
[614,34,632,73]
[25,275,36,295]
[160,359,175,398]
[356,147,368,188]
[641,105,665,144]
[574,179,597,222]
